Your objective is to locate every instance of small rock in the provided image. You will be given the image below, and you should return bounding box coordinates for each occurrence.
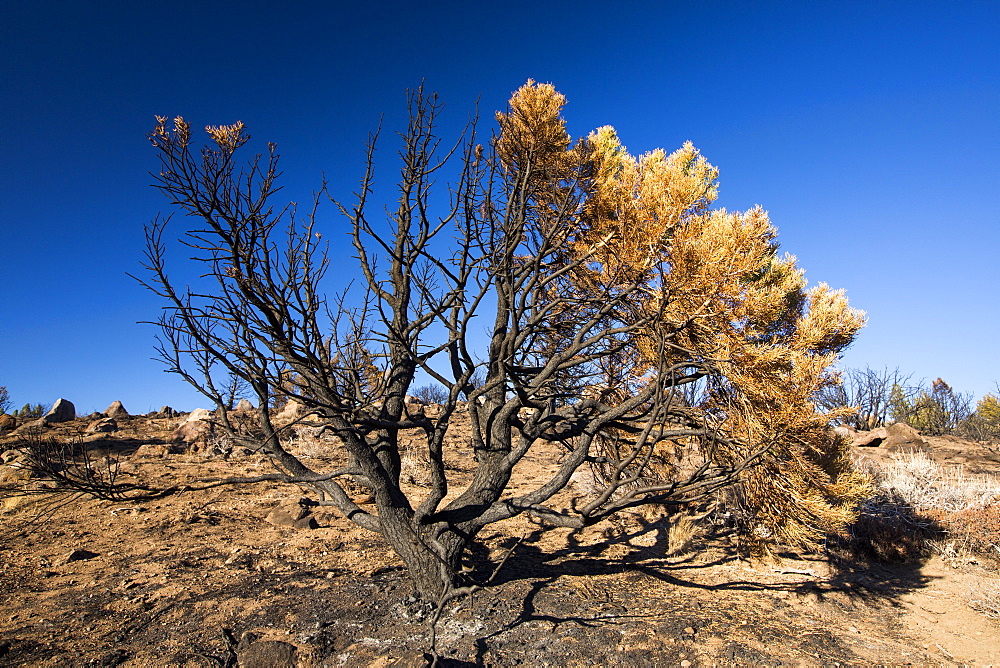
[265,504,318,529]
[684,626,696,635]
[104,401,129,418]
[238,640,297,668]
[63,548,99,563]
[42,398,76,424]
[86,417,118,434]
[0,414,18,433]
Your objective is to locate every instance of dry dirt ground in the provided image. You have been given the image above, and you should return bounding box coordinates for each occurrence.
[1,415,998,667]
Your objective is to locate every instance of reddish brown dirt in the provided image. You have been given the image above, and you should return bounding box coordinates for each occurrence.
[1,416,998,666]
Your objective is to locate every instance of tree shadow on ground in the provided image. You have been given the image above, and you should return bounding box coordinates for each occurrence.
[467,502,945,657]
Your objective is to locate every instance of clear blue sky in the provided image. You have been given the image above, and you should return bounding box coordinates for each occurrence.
[2,0,997,414]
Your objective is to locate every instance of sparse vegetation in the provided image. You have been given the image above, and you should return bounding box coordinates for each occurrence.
[412,384,448,405]
[820,369,997,442]
[875,451,1000,514]
[13,402,48,419]
[963,390,1000,442]
[859,450,1000,564]
[816,366,915,431]
[0,386,11,415]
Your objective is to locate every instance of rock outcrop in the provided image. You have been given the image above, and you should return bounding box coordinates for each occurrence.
[0,414,17,433]
[104,401,129,418]
[171,408,213,444]
[849,422,927,451]
[883,422,926,451]
[42,398,75,424]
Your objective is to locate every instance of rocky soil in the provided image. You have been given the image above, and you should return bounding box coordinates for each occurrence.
[1,413,998,666]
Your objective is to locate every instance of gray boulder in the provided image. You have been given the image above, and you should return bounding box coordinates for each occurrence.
[104,401,129,418]
[42,398,75,424]
[234,398,255,412]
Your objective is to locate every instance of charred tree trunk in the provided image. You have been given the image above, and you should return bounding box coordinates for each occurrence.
[379,510,469,601]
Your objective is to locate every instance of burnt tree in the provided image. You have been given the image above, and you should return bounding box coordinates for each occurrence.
[129,82,867,601]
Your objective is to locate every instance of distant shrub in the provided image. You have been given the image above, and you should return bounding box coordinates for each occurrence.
[962,392,1000,442]
[13,403,47,419]
[895,378,973,436]
[0,386,10,415]
[412,384,448,405]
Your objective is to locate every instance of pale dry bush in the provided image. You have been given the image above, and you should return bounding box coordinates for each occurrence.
[876,451,1000,513]
[400,441,430,487]
[284,426,340,461]
[864,451,1000,565]
[967,581,1000,619]
[665,504,717,556]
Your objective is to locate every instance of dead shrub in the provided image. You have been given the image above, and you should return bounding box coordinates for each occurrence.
[967,580,1000,618]
[847,492,941,562]
[930,505,1000,564]
[850,450,1000,565]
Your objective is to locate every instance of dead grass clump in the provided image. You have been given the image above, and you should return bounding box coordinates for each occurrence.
[877,451,1000,512]
[966,581,1000,619]
[856,451,1000,565]
[931,505,1000,564]
[848,492,940,562]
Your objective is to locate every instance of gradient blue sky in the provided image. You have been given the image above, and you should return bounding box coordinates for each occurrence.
[2,0,997,414]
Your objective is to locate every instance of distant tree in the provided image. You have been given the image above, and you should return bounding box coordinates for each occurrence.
[963,388,1000,441]
[412,384,448,405]
[976,390,1000,424]
[904,378,973,436]
[815,367,915,431]
[0,386,10,415]
[31,82,865,604]
[13,403,46,419]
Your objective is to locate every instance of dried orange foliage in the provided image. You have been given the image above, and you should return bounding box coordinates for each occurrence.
[498,81,869,550]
